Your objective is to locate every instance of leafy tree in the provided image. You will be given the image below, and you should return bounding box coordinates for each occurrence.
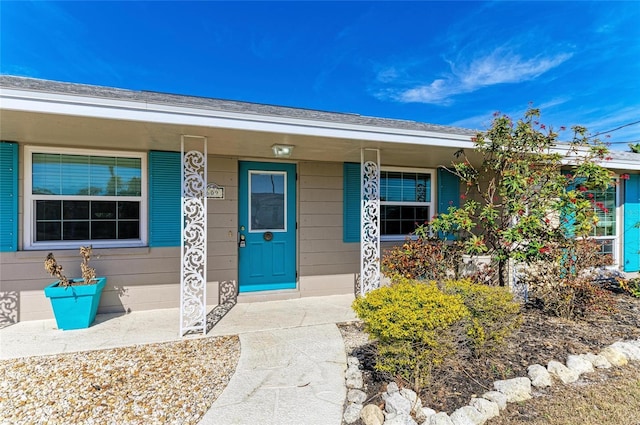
[431,107,613,286]
[629,143,640,154]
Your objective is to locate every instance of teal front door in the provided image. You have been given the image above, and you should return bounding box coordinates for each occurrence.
[238,161,296,292]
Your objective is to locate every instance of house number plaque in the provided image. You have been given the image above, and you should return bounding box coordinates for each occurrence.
[206,183,225,199]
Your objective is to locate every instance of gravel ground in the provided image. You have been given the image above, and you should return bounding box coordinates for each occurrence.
[0,336,240,425]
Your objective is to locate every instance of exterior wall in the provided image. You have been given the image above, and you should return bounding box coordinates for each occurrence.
[3,151,481,322]
[205,155,239,293]
[1,146,240,323]
[0,247,198,321]
[298,161,359,296]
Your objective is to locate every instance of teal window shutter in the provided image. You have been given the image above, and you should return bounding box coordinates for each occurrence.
[437,168,460,240]
[437,168,459,214]
[343,163,361,243]
[560,170,580,238]
[624,174,640,272]
[0,141,18,252]
[148,151,181,247]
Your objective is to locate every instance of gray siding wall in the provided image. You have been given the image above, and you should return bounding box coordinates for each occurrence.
[0,150,240,323]
[205,156,239,288]
[298,161,358,296]
[2,154,366,322]
[0,247,190,321]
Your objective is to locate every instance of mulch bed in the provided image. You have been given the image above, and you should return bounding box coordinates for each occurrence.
[340,292,640,415]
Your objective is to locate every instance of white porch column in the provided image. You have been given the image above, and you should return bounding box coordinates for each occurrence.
[360,148,381,295]
[180,135,207,336]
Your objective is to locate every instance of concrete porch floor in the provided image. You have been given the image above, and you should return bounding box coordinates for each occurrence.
[0,293,357,360]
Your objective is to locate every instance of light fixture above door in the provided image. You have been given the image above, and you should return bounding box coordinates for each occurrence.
[271,144,294,158]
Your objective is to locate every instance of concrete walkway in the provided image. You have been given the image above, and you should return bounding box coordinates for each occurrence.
[200,324,346,424]
[0,294,357,424]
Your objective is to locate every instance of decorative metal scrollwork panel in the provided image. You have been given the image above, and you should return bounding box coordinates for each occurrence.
[0,291,18,328]
[180,140,208,336]
[360,150,381,295]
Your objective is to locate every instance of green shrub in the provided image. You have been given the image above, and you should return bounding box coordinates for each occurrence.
[619,278,640,298]
[381,227,462,281]
[352,278,469,392]
[440,279,522,355]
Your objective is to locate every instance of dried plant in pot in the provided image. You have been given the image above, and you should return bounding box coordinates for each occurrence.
[43,246,107,330]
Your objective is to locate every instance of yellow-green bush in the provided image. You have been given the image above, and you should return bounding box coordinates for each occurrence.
[441,279,522,355]
[353,277,522,391]
[352,278,469,391]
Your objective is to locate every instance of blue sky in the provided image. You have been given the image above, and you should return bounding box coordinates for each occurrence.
[2,1,639,149]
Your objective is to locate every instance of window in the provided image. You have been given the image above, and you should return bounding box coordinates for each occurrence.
[380,168,434,240]
[249,171,286,231]
[25,147,147,249]
[586,183,618,259]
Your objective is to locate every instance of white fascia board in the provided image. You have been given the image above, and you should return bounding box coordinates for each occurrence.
[0,88,475,149]
[555,146,640,171]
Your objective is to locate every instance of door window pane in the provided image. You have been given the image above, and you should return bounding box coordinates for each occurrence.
[250,172,285,231]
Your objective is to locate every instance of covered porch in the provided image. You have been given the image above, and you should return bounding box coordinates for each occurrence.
[0,76,477,331]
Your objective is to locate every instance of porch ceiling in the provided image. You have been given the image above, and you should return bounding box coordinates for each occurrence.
[1,109,479,168]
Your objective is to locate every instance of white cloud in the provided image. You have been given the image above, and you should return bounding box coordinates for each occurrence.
[382,49,573,105]
[455,50,573,89]
[375,66,400,83]
[399,79,455,104]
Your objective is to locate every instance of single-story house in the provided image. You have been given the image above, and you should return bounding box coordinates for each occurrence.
[1,75,639,333]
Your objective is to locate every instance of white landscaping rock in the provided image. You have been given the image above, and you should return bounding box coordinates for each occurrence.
[566,354,594,376]
[400,388,423,417]
[348,389,367,404]
[421,407,437,421]
[383,392,412,416]
[482,391,508,410]
[346,366,364,389]
[383,412,418,425]
[610,341,640,361]
[427,412,455,425]
[347,356,360,367]
[527,364,552,388]
[470,397,499,421]
[600,346,628,366]
[627,339,640,351]
[386,382,400,394]
[344,403,364,424]
[547,360,579,384]
[361,404,385,425]
[581,352,611,369]
[493,377,532,402]
[450,405,486,425]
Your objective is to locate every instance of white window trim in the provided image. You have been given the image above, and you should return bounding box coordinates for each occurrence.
[575,176,621,265]
[23,145,148,250]
[380,166,435,242]
[591,176,621,265]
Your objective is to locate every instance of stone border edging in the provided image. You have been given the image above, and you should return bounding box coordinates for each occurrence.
[343,338,640,425]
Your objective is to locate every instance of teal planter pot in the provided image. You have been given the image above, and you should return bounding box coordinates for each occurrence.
[44,277,106,330]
